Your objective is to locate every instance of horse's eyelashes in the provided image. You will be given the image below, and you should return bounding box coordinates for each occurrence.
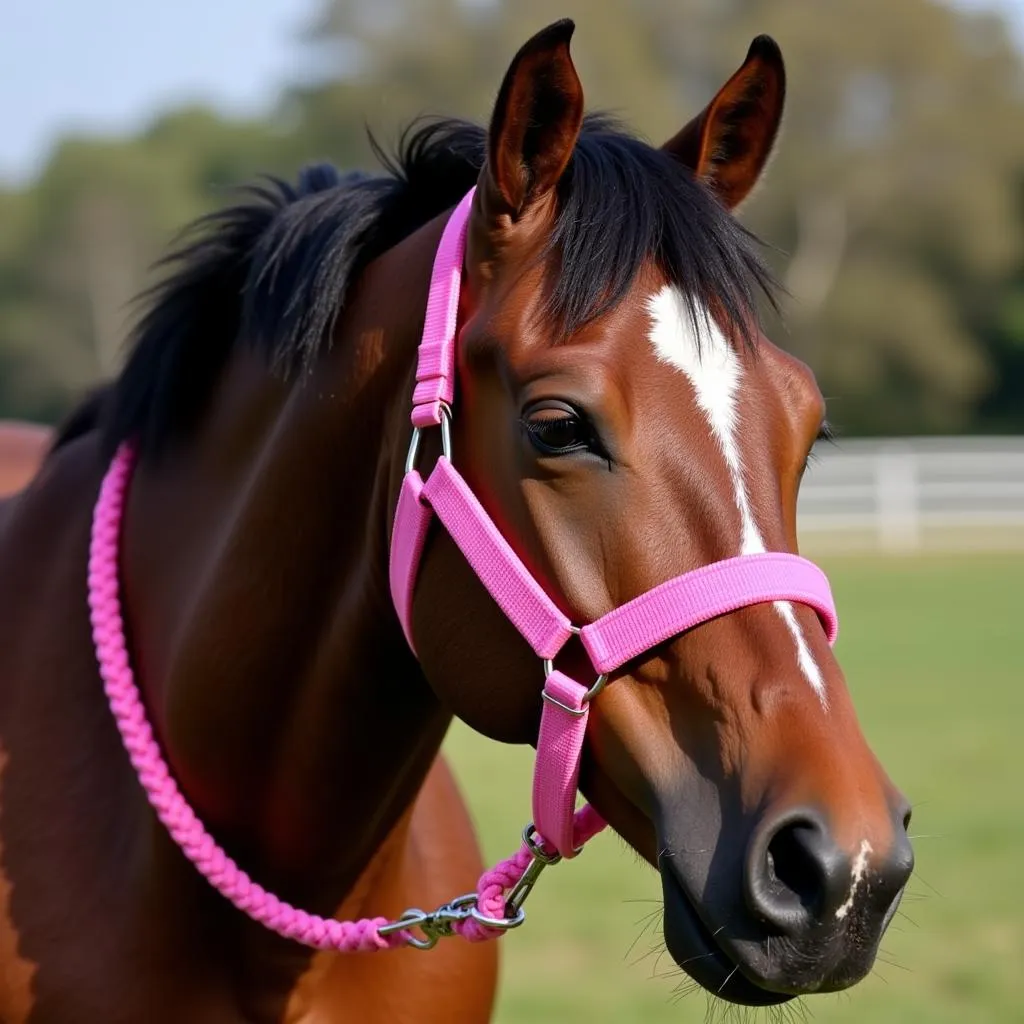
[521,404,606,458]
[524,414,591,455]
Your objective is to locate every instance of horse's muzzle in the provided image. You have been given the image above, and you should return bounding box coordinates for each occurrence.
[658,798,914,1005]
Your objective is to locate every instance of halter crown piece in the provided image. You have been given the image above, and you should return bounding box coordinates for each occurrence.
[90,188,839,953]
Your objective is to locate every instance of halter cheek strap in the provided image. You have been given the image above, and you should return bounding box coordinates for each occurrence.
[390,187,838,860]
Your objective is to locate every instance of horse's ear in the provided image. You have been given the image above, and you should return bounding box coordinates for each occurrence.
[662,35,786,210]
[481,19,584,220]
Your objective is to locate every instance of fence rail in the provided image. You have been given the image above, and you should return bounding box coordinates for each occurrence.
[797,436,1024,553]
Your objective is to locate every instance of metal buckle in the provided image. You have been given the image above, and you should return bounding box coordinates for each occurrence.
[404,402,453,476]
[541,689,586,717]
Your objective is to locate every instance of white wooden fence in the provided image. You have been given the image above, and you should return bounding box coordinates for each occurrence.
[797,436,1024,553]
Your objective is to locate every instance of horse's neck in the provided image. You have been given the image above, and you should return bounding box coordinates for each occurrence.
[122,216,451,916]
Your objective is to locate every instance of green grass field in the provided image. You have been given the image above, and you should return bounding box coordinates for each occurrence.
[443,554,1024,1023]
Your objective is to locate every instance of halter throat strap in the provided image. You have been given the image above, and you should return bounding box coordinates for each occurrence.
[389,188,838,859]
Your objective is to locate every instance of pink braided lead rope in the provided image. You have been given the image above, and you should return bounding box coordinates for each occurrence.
[88,441,585,952]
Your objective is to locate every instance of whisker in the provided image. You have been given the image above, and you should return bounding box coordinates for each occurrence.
[655,963,684,982]
[631,906,663,927]
[700,994,719,1023]
[668,976,701,1004]
[631,906,663,925]
[624,909,662,961]
[717,964,740,994]
[792,997,812,1024]
[631,940,668,968]
[651,946,674,978]
[909,871,945,898]
[678,950,720,970]
[875,957,911,974]
[875,948,912,973]
[898,885,932,902]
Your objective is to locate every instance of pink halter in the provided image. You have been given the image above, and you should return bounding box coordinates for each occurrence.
[390,187,838,859]
[89,188,837,956]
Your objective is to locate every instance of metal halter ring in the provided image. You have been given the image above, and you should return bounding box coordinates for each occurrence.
[404,403,453,476]
[521,822,562,864]
[541,657,608,716]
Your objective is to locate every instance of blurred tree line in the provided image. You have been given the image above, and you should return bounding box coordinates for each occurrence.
[1,0,1022,435]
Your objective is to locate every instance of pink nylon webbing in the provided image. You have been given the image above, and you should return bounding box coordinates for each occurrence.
[532,672,592,858]
[580,552,838,674]
[389,471,432,651]
[422,457,574,660]
[410,188,476,429]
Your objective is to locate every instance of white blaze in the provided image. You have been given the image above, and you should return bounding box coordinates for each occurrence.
[646,286,827,706]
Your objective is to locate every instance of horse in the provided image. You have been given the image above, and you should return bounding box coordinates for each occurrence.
[0,20,914,1023]
[0,422,51,497]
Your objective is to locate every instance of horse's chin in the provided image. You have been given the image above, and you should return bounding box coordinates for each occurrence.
[660,864,793,1008]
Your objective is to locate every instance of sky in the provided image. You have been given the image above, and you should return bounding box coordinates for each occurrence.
[2,0,1022,187]
[0,0,317,185]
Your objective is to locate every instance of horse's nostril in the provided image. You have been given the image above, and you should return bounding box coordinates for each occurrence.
[765,818,826,916]
[900,801,913,833]
[745,809,849,935]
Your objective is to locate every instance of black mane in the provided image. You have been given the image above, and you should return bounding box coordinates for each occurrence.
[74,115,777,460]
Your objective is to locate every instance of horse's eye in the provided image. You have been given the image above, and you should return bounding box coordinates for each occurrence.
[522,402,595,456]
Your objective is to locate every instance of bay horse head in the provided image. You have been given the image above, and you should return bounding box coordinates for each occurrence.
[403,21,914,1005]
